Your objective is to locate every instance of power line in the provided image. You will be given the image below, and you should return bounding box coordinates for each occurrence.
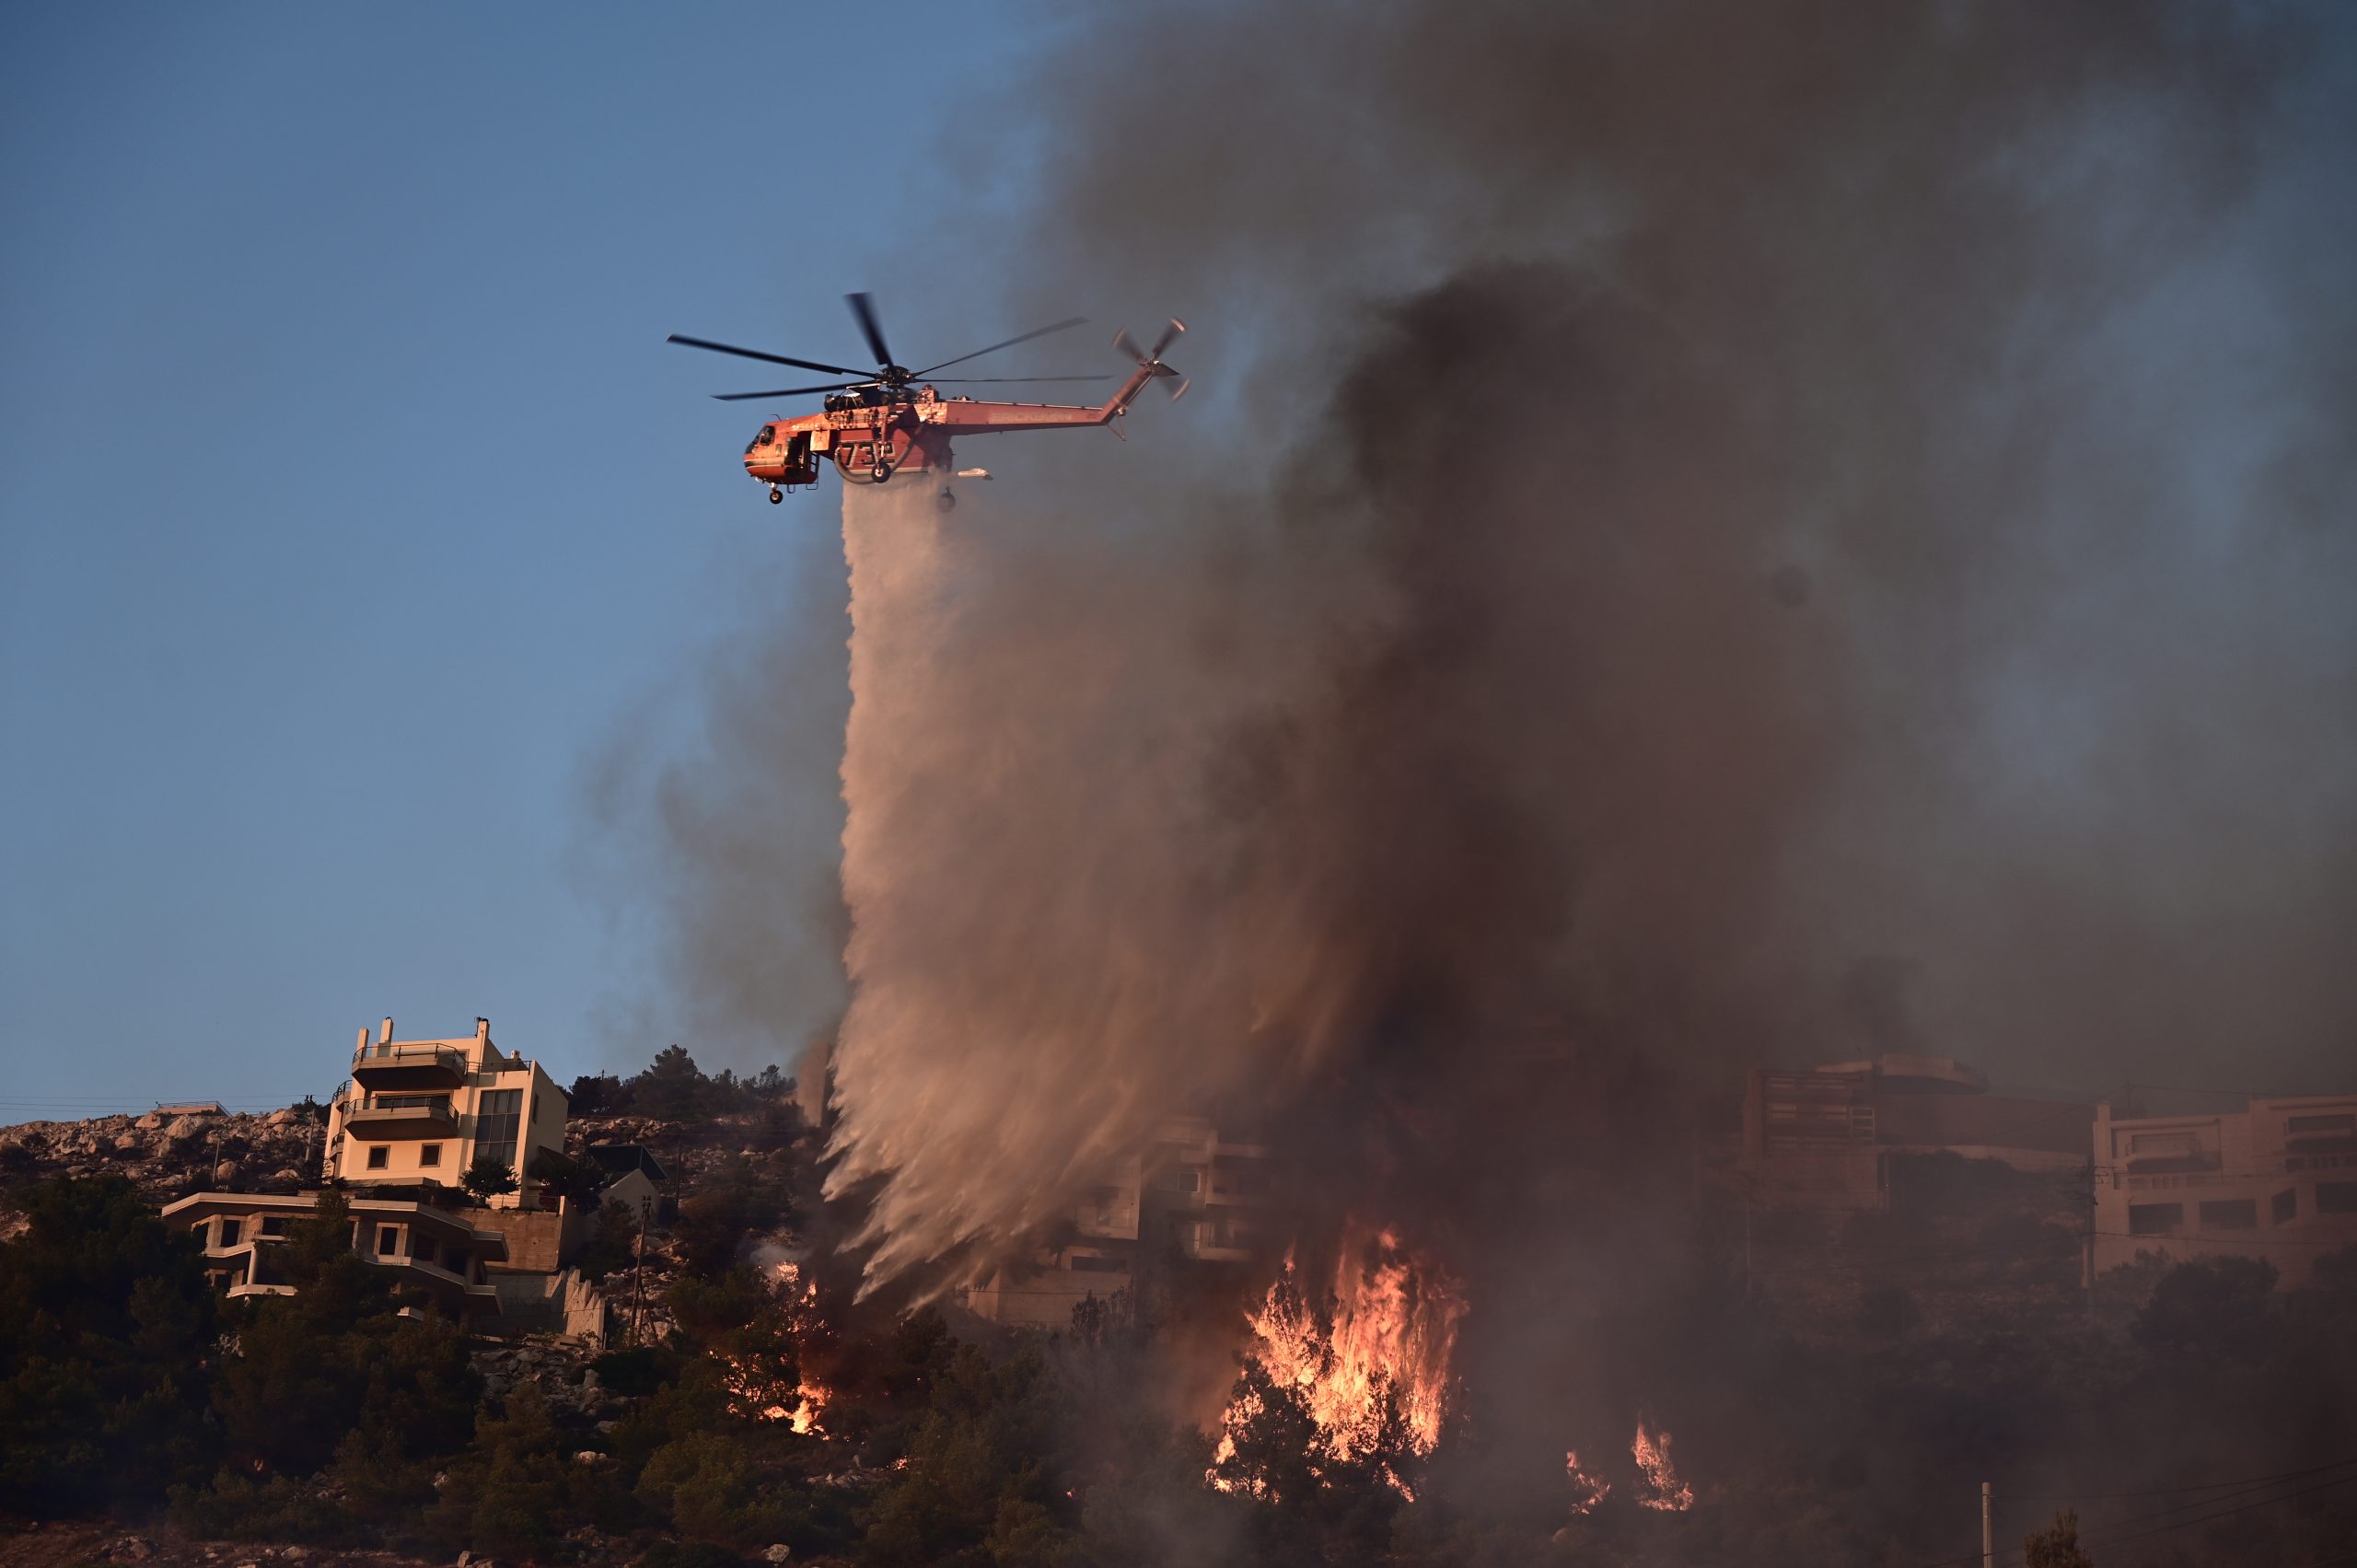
[2070,1469,2357,1560]
[1916,1461,2357,1568]
[1999,1455,2357,1501]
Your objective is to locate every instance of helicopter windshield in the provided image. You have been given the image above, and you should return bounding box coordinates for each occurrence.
[745,425,775,453]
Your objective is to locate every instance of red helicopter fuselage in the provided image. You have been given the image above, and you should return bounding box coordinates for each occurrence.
[741,360,1167,493]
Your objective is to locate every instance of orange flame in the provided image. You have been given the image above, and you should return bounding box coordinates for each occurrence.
[1565,1449,1612,1515]
[1209,1226,1466,1498]
[718,1258,830,1434]
[1631,1417,1692,1511]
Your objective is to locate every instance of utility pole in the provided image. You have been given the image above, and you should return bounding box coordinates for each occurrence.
[631,1193,647,1345]
[1981,1481,1993,1568]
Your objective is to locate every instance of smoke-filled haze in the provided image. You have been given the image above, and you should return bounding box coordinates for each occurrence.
[621,0,2357,1292]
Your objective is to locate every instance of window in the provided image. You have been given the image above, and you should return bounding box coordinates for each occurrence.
[2199,1199,2258,1230]
[1068,1252,1129,1272]
[2273,1189,2297,1223]
[2288,1114,2356,1134]
[419,1144,442,1167]
[218,1218,242,1247]
[413,1236,437,1266]
[476,1089,522,1176]
[2128,1202,2184,1236]
[261,1215,287,1237]
[377,1225,400,1256]
[2130,1131,2200,1155]
[1152,1168,1201,1194]
[2318,1181,2357,1214]
[366,1145,389,1170]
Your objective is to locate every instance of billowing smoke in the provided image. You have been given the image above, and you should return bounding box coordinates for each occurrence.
[634,0,2357,1296]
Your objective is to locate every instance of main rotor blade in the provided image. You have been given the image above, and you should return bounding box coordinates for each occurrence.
[668,333,870,378]
[711,382,863,401]
[929,375,1113,384]
[912,316,1088,377]
[846,292,894,369]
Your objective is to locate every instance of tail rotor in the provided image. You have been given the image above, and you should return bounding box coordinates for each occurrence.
[1117,318,1190,401]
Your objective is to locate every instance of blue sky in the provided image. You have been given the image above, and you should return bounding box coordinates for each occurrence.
[0,4,1075,1116]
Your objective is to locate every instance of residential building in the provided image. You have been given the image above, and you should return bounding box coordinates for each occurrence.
[1736,1053,2094,1210]
[159,1012,620,1338]
[2092,1093,2357,1287]
[325,1016,568,1206]
[162,1190,506,1318]
[963,1114,1275,1328]
[584,1143,670,1224]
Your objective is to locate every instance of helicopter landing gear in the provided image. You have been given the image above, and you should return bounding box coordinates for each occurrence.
[935,488,957,514]
[768,486,783,505]
[870,459,893,484]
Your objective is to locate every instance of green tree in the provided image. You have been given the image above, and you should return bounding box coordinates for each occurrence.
[568,1071,632,1116]
[207,1189,480,1479]
[2133,1256,2278,1359]
[528,1145,609,1206]
[674,1156,790,1280]
[421,1383,627,1560]
[0,1175,219,1516]
[857,1342,1077,1567]
[462,1154,518,1204]
[2024,1506,2096,1568]
[573,1198,641,1285]
[633,1043,714,1121]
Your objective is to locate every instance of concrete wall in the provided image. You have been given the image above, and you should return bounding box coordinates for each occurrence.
[490,1267,610,1342]
[478,1197,597,1274]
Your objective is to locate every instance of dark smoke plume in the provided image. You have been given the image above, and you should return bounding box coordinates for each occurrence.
[629,0,2357,1301]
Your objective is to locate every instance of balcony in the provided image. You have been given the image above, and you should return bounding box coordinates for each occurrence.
[344,1096,459,1138]
[351,1042,467,1091]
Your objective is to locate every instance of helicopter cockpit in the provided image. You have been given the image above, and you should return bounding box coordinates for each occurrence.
[741,424,818,499]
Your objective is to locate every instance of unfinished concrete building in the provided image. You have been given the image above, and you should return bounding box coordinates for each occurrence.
[164,1190,508,1318]
[962,1114,1274,1328]
[1736,1053,2094,1209]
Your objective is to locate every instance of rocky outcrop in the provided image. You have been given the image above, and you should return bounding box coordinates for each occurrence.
[0,1107,325,1220]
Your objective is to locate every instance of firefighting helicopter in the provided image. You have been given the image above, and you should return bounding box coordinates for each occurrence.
[668,293,1188,510]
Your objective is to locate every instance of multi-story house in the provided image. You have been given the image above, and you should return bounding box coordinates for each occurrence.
[325,1016,568,1205]
[2092,1093,2357,1287]
[962,1114,1274,1328]
[164,1013,606,1332]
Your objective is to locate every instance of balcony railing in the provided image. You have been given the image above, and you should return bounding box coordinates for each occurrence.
[351,1042,466,1085]
[344,1097,459,1137]
[2126,1171,2229,1191]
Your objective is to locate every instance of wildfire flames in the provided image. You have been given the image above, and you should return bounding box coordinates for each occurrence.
[1564,1419,1695,1516]
[1565,1449,1611,1514]
[1631,1417,1693,1511]
[720,1259,830,1435]
[1210,1227,1467,1498]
